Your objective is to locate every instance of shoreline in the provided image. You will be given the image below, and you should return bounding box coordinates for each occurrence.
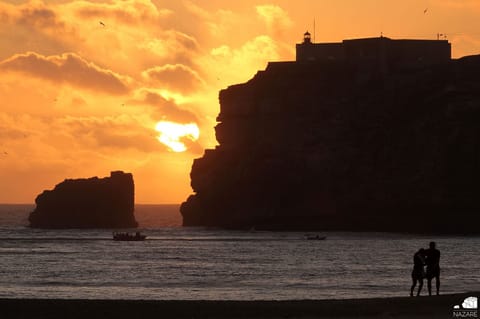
[1,292,478,318]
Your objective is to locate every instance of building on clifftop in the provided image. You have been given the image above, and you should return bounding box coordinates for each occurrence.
[296,32,451,72]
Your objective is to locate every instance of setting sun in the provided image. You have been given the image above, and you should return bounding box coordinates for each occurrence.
[155,121,200,152]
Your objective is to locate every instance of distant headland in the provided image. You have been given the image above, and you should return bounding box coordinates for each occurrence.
[181,34,480,233]
[29,171,137,228]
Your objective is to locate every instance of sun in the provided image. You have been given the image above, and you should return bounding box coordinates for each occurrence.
[155,121,200,152]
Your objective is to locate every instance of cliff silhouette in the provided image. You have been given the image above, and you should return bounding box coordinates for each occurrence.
[29,171,137,228]
[181,37,480,233]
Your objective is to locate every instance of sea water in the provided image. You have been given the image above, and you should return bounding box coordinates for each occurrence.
[0,204,479,300]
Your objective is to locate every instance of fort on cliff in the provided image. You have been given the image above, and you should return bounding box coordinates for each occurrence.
[181,34,480,233]
[296,32,450,70]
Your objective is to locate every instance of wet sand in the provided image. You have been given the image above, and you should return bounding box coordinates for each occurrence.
[1,292,478,318]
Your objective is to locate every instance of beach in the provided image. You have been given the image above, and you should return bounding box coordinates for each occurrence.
[1,292,477,319]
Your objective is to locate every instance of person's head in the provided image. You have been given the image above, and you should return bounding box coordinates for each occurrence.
[429,241,436,249]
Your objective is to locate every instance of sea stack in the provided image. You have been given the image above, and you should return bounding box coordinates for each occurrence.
[181,35,480,233]
[29,171,137,228]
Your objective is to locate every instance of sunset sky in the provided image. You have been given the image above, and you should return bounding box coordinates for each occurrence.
[1,0,479,204]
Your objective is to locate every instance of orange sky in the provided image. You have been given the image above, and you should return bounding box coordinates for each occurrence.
[1,0,479,204]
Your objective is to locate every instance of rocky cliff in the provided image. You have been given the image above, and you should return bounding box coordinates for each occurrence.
[181,55,480,233]
[29,171,137,228]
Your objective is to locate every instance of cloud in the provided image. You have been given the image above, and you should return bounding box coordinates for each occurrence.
[0,0,65,30]
[0,52,130,94]
[57,115,161,152]
[0,123,30,141]
[182,1,237,41]
[256,4,293,37]
[142,64,205,94]
[135,90,199,123]
[138,30,200,67]
[0,1,200,76]
[209,35,282,85]
[0,1,347,202]
[72,0,172,26]
[56,114,203,154]
[17,3,64,29]
[0,1,76,60]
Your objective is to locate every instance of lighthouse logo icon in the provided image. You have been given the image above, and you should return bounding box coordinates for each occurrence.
[453,297,478,318]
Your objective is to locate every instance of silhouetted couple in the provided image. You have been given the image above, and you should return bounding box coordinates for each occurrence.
[410,242,440,297]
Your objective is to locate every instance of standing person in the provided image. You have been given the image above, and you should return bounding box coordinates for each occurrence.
[410,248,426,296]
[425,241,441,296]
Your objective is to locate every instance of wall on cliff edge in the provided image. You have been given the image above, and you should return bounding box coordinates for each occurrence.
[29,171,137,228]
[181,55,480,233]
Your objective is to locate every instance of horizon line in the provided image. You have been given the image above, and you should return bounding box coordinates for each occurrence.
[0,202,182,206]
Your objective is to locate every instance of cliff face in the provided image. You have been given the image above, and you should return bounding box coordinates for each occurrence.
[29,171,137,228]
[181,56,480,233]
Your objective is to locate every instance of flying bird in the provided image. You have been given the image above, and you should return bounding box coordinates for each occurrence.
[424,8,428,14]
[99,21,106,27]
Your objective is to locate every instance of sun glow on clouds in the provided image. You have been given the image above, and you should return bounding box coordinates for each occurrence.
[155,121,200,152]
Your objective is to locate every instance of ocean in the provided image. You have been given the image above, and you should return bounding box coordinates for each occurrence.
[0,204,479,300]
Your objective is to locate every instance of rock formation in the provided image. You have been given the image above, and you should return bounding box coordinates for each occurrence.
[29,171,137,228]
[181,49,480,233]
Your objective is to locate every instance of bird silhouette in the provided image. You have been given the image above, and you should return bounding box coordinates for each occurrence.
[99,21,106,27]
[424,8,428,14]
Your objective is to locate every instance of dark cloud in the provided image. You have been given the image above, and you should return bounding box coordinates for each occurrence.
[17,5,63,29]
[174,31,200,51]
[0,52,130,94]
[0,125,29,140]
[60,116,162,153]
[0,1,75,60]
[138,90,199,123]
[143,64,205,94]
[180,136,204,155]
[93,128,162,152]
[0,1,65,30]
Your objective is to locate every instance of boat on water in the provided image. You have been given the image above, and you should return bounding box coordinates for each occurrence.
[304,234,326,240]
[113,231,146,241]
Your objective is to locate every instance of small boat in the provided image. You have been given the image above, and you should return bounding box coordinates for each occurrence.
[113,231,146,241]
[304,234,326,240]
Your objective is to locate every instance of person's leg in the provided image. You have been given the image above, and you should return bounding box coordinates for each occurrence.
[436,275,440,295]
[410,278,416,297]
[417,279,423,296]
[427,278,432,296]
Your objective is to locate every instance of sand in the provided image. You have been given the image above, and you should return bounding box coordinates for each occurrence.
[1,292,478,319]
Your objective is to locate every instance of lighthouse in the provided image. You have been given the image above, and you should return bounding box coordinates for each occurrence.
[303,31,312,44]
